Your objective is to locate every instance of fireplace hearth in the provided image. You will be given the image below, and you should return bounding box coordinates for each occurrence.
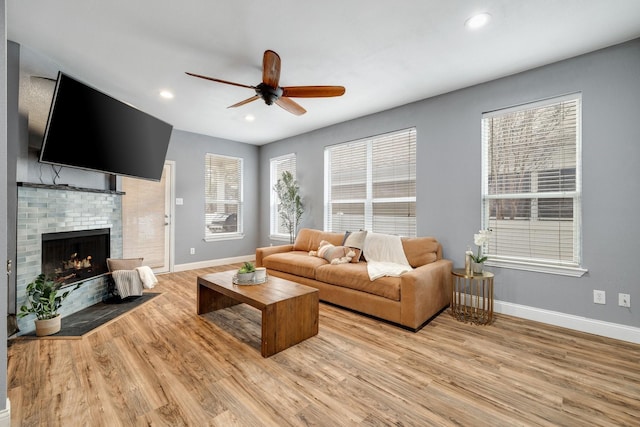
[42,228,111,287]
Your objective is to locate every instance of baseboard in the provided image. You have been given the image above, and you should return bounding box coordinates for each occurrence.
[173,255,254,272]
[494,299,640,344]
[0,399,10,427]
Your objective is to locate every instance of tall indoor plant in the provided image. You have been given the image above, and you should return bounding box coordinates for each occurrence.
[274,171,304,244]
[18,274,78,336]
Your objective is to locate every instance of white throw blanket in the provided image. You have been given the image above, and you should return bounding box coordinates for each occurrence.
[363,232,412,281]
[112,270,144,298]
[136,266,158,289]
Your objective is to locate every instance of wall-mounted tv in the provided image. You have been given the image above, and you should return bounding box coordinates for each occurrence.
[40,72,173,181]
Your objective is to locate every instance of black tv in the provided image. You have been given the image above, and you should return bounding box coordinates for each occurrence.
[40,72,173,181]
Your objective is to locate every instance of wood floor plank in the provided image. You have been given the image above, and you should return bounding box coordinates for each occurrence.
[8,264,640,426]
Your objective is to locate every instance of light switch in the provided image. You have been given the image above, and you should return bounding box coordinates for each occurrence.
[175,198,184,205]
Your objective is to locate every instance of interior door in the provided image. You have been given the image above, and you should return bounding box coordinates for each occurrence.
[122,162,173,273]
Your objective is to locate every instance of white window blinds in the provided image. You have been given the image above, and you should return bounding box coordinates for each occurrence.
[270,153,297,238]
[481,94,583,275]
[204,153,243,240]
[325,128,416,236]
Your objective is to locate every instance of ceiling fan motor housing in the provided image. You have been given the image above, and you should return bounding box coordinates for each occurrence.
[256,83,283,105]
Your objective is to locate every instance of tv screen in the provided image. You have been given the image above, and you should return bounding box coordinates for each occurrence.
[40,72,173,181]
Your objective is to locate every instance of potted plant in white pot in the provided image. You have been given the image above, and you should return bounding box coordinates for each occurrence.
[18,274,78,336]
[236,262,256,283]
[470,229,491,273]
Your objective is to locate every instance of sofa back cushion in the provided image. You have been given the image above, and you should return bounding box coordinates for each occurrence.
[401,237,441,268]
[293,228,344,252]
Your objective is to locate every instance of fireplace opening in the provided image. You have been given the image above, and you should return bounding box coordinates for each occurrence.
[42,228,111,287]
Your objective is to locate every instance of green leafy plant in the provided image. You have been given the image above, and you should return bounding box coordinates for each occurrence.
[238,262,256,274]
[274,171,304,244]
[18,274,78,320]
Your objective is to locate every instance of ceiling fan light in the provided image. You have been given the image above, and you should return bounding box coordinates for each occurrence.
[465,12,491,30]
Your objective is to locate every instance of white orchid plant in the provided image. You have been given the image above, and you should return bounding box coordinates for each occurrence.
[470,229,491,264]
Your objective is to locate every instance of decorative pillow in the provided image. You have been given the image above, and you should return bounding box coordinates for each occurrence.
[309,240,355,264]
[342,230,368,263]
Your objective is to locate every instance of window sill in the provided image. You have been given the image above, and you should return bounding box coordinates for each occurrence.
[486,259,588,277]
[204,233,244,243]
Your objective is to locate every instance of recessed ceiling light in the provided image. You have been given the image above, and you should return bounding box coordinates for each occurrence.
[465,12,491,30]
[245,114,255,122]
[159,90,174,99]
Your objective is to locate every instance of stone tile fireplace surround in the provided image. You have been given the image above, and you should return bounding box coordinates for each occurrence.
[16,183,123,335]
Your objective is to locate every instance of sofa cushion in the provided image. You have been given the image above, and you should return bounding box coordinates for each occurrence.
[293,228,344,252]
[262,251,328,280]
[342,230,368,263]
[315,263,401,301]
[401,237,439,267]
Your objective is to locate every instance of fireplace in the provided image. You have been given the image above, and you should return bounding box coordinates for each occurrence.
[42,228,111,287]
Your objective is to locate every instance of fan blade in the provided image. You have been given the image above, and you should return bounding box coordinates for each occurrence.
[262,50,281,88]
[228,95,260,108]
[185,72,255,90]
[275,97,306,116]
[281,86,346,98]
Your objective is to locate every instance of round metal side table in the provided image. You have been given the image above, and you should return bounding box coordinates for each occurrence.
[450,268,494,325]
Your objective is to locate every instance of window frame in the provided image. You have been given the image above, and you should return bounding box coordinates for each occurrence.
[269,153,297,241]
[481,94,586,277]
[324,128,417,237]
[204,153,244,242]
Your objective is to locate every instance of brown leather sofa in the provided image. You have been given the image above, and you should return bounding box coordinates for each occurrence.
[256,228,453,330]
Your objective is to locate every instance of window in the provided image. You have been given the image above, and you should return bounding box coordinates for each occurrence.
[325,128,416,237]
[270,153,297,240]
[204,153,243,241]
[481,94,584,276]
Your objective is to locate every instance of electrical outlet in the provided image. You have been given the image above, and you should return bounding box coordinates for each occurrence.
[593,290,606,305]
[618,293,631,308]
[190,248,195,255]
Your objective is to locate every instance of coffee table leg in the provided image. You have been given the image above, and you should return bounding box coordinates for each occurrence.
[261,292,319,357]
[197,283,241,314]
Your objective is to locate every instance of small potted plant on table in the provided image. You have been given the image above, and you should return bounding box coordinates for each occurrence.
[236,262,256,283]
[18,274,77,336]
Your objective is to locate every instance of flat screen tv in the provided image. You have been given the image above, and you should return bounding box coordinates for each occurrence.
[40,72,173,181]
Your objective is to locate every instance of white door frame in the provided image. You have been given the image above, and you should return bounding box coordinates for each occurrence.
[165,160,176,273]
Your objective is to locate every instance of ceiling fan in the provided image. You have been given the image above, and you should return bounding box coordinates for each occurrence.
[186,50,345,116]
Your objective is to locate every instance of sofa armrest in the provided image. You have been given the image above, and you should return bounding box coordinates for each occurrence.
[399,259,453,329]
[255,244,294,267]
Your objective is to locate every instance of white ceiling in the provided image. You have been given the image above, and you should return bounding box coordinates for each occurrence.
[8,1,640,145]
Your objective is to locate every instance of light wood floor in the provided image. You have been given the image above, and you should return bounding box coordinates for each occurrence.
[8,265,640,426]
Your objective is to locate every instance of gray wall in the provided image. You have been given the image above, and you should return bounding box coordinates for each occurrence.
[166,129,260,265]
[259,39,640,328]
[8,42,262,274]
[1,0,10,411]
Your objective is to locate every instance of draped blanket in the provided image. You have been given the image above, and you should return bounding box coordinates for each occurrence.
[112,270,144,298]
[363,232,412,281]
[112,266,157,298]
[136,266,158,289]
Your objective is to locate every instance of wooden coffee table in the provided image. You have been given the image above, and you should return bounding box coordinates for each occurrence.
[197,270,319,357]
